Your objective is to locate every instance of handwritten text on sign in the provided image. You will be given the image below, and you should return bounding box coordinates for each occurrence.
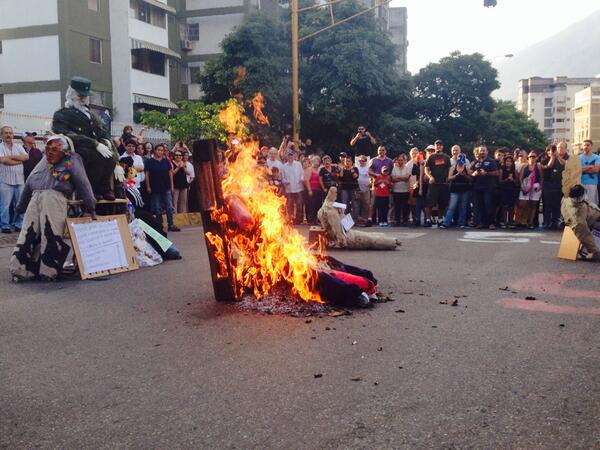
[71,220,128,274]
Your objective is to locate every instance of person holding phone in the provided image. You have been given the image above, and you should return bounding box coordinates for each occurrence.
[350,125,376,158]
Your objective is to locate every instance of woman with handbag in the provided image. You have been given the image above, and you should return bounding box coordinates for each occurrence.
[518,151,544,229]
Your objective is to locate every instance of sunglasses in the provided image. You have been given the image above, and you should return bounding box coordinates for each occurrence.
[174,154,182,157]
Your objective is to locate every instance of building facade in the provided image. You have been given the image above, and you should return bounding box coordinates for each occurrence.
[573,81,600,153]
[517,76,597,145]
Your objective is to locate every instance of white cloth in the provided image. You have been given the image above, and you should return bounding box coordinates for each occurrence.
[185,161,195,185]
[0,142,27,185]
[356,164,370,192]
[266,158,283,173]
[391,165,411,193]
[281,160,304,194]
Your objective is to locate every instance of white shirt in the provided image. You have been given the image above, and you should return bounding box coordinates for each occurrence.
[120,153,145,187]
[356,163,370,192]
[0,142,27,185]
[185,161,195,185]
[391,165,411,193]
[267,158,283,173]
[281,160,304,194]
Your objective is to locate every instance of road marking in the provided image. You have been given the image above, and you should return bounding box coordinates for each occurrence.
[498,298,600,316]
[498,272,600,317]
[540,240,560,245]
[458,231,542,244]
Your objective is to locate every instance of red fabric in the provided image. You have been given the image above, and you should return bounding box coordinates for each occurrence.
[329,270,376,295]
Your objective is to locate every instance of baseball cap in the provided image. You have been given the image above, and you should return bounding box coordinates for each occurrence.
[339,151,348,158]
[434,139,443,145]
[425,145,435,151]
[287,148,295,155]
[24,131,37,137]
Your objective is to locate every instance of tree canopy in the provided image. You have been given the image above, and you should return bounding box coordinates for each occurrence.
[159,4,546,154]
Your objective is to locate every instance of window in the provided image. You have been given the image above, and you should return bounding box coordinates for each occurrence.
[187,23,199,41]
[555,118,564,123]
[132,49,165,76]
[89,38,102,64]
[544,98,553,107]
[0,40,3,54]
[0,94,4,109]
[137,3,151,23]
[189,66,201,83]
[544,119,553,128]
[88,0,98,11]
[132,0,165,28]
[544,108,552,117]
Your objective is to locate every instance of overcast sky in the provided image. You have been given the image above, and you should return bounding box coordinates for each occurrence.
[391,0,600,73]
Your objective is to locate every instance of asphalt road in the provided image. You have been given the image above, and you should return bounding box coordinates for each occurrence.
[1,225,599,449]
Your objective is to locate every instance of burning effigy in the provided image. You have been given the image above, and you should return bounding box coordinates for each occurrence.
[195,99,381,310]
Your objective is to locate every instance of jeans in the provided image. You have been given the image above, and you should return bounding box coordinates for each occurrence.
[443,191,470,227]
[473,188,494,226]
[286,191,304,223]
[0,182,24,230]
[414,195,426,224]
[542,182,561,227]
[340,189,359,217]
[307,190,324,224]
[392,192,410,224]
[374,196,389,223]
[150,191,175,228]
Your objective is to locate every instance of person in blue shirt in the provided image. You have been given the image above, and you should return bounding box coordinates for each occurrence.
[579,139,600,205]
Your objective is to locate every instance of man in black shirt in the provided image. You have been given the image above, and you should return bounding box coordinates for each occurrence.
[470,145,500,229]
[424,139,451,225]
[350,125,376,158]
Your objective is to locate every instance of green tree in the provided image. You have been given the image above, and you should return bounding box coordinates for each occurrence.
[199,2,412,153]
[140,101,227,144]
[199,12,292,141]
[413,51,499,149]
[485,100,548,150]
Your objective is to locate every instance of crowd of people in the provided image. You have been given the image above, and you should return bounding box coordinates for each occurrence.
[0,124,197,236]
[253,127,600,231]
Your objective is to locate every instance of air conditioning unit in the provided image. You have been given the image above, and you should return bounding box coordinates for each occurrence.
[181,39,192,51]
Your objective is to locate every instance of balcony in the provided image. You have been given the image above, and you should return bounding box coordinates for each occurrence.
[131,68,170,99]
[129,17,168,48]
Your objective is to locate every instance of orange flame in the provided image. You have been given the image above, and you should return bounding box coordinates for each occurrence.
[205,232,228,279]
[252,93,270,126]
[233,67,246,87]
[208,99,322,303]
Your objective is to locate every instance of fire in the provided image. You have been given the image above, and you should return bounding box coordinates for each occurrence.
[209,99,322,303]
[204,232,228,279]
[252,93,270,126]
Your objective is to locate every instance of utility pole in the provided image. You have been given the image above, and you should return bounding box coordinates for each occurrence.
[291,0,300,145]
[290,0,391,144]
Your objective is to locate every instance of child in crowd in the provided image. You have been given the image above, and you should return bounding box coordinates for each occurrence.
[269,166,283,196]
[374,166,391,227]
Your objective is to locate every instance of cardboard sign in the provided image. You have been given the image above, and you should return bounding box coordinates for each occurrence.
[67,215,138,279]
[557,226,581,261]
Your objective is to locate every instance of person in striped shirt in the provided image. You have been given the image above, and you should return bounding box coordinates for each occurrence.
[0,126,29,233]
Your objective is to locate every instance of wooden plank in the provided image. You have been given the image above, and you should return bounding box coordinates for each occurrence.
[66,214,138,280]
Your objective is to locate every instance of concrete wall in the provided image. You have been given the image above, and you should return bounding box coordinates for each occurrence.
[110,0,134,122]
[186,0,243,9]
[0,36,60,83]
[3,92,62,116]
[187,13,244,55]
[129,18,169,47]
[131,69,171,99]
[0,0,58,28]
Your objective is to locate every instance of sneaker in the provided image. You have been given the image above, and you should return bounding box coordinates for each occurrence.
[168,225,181,232]
[1,228,11,234]
[528,224,536,230]
[383,222,389,227]
[489,224,496,230]
[423,220,432,228]
[378,222,385,227]
[439,223,448,229]
[459,225,466,229]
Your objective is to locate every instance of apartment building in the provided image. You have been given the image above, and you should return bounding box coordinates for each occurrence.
[573,81,600,153]
[175,0,280,100]
[517,76,597,145]
[0,0,112,118]
[0,0,179,132]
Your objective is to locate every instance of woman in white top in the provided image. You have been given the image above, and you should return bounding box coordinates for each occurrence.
[390,153,412,226]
